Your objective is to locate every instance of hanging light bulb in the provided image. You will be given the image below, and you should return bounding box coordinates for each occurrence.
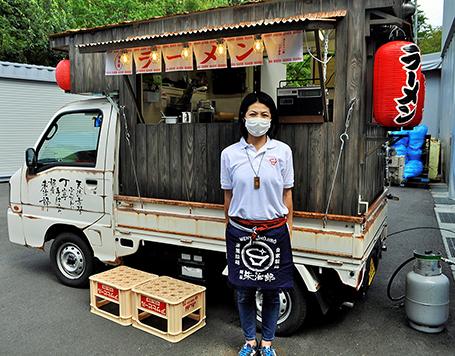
[150,46,159,63]
[253,35,264,53]
[216,39,225,55]
[120,51,129,65]
[181,44,190,59]
[120,51,129,64]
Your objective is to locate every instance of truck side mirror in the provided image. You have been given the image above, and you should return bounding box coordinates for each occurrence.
[25,148,37,174]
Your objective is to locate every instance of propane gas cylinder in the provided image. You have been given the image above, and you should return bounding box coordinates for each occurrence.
[405,251,450,333]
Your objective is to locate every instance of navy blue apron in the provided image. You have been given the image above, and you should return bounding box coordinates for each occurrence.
[226,221,294,290]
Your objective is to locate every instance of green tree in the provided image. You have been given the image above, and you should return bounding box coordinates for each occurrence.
[415,4,442,54]
[0,0,59,65]
[0,0,232,66]
[418,25,442,54]
[286,56,312,87]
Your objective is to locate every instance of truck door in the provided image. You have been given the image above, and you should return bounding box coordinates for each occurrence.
[21,106,110,247]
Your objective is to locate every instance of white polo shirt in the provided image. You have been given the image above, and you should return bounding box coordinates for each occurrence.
[220,136,294,220]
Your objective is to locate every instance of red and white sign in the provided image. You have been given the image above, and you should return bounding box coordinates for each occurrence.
[263,31,303,64]
[162,43,193,72]
[193,40,227,70]
[141,295,167,316]
[105,49,133,75]
[183,295,199,312]
[97,282,119,301]
[226,36,263,68]
[133,46,162,73]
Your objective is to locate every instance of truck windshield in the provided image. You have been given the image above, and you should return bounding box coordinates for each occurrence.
[37,111,102,168]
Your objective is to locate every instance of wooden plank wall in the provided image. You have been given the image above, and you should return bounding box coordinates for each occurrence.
[123,121,370,214]
[363,126,387,204]
[131,123,237,204]
[360,26,388,206]
[69,31,120,94]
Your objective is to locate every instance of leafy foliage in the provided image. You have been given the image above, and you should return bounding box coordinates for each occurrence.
[286,56,312,87]
[0,0,232,66]
[418,26,442,54]
[416,4,442,54]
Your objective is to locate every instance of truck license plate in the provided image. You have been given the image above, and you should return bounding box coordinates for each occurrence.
[368,260,376,286]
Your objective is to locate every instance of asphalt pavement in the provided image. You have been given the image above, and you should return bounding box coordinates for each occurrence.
[1,182,454,355]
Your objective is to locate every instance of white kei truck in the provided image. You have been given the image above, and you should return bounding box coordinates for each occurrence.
[7,97,388,335]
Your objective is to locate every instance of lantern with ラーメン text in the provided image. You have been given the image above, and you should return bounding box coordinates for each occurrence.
[373,41,425,128]
[55,59,71,92]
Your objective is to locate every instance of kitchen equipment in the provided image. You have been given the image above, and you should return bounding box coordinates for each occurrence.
[164,116,178,124]
[160,111,179,124]
[277,80,323,116]
[197,100,215,123]
[182,112,193,123]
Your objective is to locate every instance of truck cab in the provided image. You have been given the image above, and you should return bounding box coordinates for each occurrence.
[8,98,118,284]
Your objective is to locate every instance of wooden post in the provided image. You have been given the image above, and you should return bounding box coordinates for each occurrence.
[314,29,329,121]
[342,0,366,215]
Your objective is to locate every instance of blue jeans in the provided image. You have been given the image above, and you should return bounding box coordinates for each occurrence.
[236,287,280,342]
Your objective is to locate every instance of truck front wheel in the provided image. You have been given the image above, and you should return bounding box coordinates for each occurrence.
[256,280,307,336]
[50,232,94,288]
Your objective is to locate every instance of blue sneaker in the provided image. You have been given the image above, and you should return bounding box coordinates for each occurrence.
[259,346,277,356]
[238,341,258,356]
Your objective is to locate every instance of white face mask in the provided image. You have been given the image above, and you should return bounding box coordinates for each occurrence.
[244,118,271,137]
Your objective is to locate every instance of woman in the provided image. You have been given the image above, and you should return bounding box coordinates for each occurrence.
[220,91,294,356]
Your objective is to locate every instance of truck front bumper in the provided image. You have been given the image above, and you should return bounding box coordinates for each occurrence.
[7,208,26,246]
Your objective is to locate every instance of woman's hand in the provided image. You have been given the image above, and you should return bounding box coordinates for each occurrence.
[283,188,293,237]
[224,190,233,225]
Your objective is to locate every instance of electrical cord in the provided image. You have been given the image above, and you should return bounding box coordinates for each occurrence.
[387,226,455,238]
[385,226,455,301]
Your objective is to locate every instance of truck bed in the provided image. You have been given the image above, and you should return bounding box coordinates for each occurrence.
[113,191,387,275]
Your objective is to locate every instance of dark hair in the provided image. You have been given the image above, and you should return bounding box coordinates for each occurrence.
[238,91,279,140]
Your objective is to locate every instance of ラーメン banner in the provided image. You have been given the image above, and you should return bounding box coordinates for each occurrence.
[105,49,133,75]
[226,36,263,68]
[162,43,193,72]
[133,46,162,73]
[263,31,303,63]
[193,40,227,70]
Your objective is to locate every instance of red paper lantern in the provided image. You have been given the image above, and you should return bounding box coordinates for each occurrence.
[55,59,71,92]
[373,41,424,128]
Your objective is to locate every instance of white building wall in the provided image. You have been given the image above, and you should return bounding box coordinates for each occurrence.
[0,78,89,180]
[421,70,441,137]
[442,45,455,196]
[440,0,455,196]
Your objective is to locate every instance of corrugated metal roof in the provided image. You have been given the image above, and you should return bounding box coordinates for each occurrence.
[422,52,442,71]
[0,61,56,82]
[76,10,346,50]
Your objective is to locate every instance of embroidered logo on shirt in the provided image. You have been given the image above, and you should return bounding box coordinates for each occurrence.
[269,157,278,166]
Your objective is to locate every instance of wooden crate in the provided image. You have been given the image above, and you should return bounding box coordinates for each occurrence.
[132,276,206,342]
[89,266,158,326]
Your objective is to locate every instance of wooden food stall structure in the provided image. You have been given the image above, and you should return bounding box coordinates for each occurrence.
[49,0,415,216]
[46,0,416,333]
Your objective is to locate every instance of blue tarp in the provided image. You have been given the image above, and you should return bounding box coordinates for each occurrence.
[390,125,428,179]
